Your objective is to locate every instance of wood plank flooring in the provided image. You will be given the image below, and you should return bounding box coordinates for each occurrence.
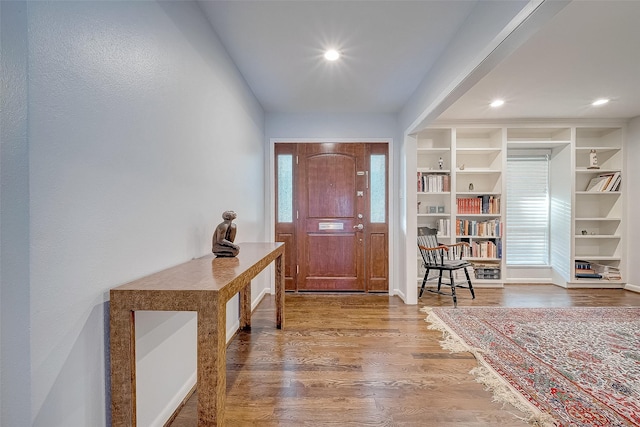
[167,285,640,426]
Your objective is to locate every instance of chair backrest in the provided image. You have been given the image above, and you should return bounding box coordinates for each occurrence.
[417,227,444,266]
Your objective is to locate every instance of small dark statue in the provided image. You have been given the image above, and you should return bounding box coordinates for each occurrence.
[212,210,240,257]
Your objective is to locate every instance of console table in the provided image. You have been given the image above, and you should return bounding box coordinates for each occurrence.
[110,242,285,426]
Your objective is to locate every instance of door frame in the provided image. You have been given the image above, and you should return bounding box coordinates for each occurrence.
[267,138,395,295]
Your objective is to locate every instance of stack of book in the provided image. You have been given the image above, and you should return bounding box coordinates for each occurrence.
[469,261,500,280]
[574,260,602,279]
[591,262,622,281]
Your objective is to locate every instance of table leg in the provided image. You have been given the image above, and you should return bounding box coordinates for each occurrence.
[110,304,136,426]
[240,281,251,330]
[275,252,285,329]
[197,296,227,426]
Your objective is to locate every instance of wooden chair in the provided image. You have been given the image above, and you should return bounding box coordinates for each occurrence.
[417,227,475,307]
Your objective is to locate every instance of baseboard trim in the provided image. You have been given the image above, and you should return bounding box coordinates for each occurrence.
[503,278,552,284]
[163,286,271,426]
[160,373,197,427]
[625,283,640,293]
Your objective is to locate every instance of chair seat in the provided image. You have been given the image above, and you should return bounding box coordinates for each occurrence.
[437,260,471,269]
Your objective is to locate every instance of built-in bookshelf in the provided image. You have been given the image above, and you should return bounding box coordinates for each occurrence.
[409,123,626,295]
[571,127,624,286]
[454,128,504,284]
[414,127,505,287]
[416,129,452,239]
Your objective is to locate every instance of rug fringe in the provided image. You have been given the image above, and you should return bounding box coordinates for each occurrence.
[422,307,557,427]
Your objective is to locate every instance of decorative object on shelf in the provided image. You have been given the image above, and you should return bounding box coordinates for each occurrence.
[212,210,240,257]
[588,149,599,169]
[428,206,437,214]
[581,230,588,235]
[437,206,445,213]
[438,157,443,170]
[417,201,422,213]
[469,183,474,191]
[458,164,465,170]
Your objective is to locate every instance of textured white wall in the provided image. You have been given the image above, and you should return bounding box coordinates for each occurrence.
[23,1,264,426]
[1,2,32,426]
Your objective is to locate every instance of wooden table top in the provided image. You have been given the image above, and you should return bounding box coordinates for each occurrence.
[111,242,284,293]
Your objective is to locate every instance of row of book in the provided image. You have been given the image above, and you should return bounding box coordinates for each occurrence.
[457,196,500,214]
[585,171,621,192]
[436,218,450,236]
[574,260,621,280]
[457,239,502,259]
[417,172,450,192]
[455,218,502,237]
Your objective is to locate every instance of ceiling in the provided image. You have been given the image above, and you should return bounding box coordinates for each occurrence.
[199,0,640,123]
[439,0,640,122]
[199,0,477,114]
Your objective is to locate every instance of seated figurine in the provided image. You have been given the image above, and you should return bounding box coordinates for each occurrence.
[212,210,240,257]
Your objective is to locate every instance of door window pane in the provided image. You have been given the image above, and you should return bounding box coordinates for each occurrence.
[370,154,386,223]
[277,154,293,223]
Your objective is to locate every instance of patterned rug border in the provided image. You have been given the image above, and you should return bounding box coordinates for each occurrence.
[422,307,557,427]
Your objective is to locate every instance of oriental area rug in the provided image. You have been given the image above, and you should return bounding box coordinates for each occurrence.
[422,306,640,426]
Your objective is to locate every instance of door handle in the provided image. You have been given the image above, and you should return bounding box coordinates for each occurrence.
[353,224,364,230]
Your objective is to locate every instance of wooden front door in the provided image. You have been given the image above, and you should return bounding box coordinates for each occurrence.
[275,142,388,292]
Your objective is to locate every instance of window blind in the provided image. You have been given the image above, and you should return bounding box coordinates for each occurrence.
[506,154,550,265]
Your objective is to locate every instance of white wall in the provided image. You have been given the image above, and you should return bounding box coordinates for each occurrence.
[626,116,640,291]
[1,2,32,426]
[265,112,403,296]
[549,144,572,285]
[2,1,266,426]
[399,0,530,132]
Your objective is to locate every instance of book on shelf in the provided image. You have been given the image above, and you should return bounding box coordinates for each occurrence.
[417,172,450,192]
[574,260,603,279]
[459,240,500,259]
[456,196,500,214]
[436,218,450,237]
[585,172,621,192]
[455,218,501,237]
[590,261,622,281]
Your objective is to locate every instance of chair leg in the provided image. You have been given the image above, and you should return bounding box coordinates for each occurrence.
[464,267,475,299]
[419,268,430,297]
[437,271,443,292]
[449,270,457,308]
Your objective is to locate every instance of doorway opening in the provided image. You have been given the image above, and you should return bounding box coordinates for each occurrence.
[274,142,389,292]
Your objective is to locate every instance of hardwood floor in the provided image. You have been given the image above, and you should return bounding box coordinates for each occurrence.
[167,285,640,426]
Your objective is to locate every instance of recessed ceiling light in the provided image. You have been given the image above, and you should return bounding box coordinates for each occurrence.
[490,99,505,108]
[592,98,610,106]
[324,49,340,61]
